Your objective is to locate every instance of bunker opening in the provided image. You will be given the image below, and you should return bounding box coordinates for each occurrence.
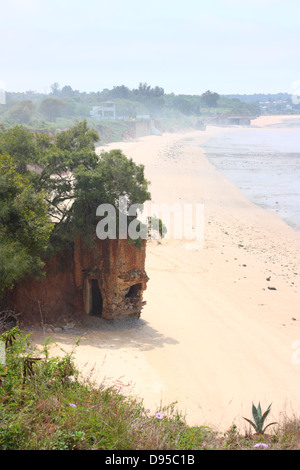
[125,283,142,299]
[91,279,103,316]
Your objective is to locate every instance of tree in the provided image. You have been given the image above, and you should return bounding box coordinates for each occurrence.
[109,85,132,99]
[0,126,37,173]
[60,85,75,97]
[55,120,99,152]
[0,154,53,295]
[0,121,151,251]
[133,83,164,101]
[8,100,35,123]
[31,121,100,229]
[172,97,193,115]
[49,147,150,240]
[40,97,66,121]
[50,82,60,96]
[70,149,151,238]
[29,122,150,241]
[201,90,220,108]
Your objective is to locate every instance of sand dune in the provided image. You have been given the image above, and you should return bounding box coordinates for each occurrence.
[30,117,300,431]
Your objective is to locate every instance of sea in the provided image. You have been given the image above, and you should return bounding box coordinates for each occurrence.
[201,118,300,232]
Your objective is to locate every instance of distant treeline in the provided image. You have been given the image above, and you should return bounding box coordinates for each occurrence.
[0,83,258,124]
[224,92,293,104]
[0,83,298,132]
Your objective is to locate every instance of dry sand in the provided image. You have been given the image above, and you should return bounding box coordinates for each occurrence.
[30,115,300,432]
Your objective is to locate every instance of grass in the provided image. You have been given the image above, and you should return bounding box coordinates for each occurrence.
[0,327,299,451]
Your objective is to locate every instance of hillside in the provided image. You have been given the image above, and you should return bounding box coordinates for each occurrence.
[1,83,299,143]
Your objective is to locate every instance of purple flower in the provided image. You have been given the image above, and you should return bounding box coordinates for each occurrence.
[69,403,77,408]
[254,442,268,449]
[156,413,164,419]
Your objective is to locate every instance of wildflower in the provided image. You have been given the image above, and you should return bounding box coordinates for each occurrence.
[254,442,268,449]
[69,403,77,408]
[156,413,164,419]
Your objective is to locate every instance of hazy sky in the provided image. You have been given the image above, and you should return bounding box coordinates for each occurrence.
[0,0,299,95]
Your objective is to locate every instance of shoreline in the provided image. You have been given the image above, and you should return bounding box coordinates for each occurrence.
[199,116,300,233]
[30,116,300,431]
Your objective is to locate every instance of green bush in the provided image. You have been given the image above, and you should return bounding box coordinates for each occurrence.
[0,327,299,450]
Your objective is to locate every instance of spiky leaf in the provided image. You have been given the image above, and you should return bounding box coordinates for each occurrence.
[252,403,262,431]
[243,417,258,432]
[261,403,272,425]
[262,422,278,434]
[257,402,262,418]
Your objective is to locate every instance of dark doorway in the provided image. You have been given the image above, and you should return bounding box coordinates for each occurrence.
[125,283,142,299]
[91,279,103,316]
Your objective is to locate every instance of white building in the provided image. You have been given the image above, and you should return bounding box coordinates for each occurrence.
[90,101,116,119]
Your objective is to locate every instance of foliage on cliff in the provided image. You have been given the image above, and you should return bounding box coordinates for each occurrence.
[0,121,151,295]
[0,154,53,295]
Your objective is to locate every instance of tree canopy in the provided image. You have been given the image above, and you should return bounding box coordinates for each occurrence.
[23,120,151,240]
[0,120,151,295]
[0,125,37,173]
[8,100,35,123]
[0,120,151,294]
[200,90,220,108]
[0,154,53,295]
[0,82,267,131]
[39,97,66,121]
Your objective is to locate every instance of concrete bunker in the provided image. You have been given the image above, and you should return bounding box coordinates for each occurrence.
[125,283,143,299]
[2,237,148,325]
[83,278,103,317]
[91,279,103,316]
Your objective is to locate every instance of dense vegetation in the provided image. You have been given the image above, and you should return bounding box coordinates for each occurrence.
[0,154,53,296]
[0,121,151,296]
[0,83,262,140]
[2,82,298,144]
[0,326,299,451]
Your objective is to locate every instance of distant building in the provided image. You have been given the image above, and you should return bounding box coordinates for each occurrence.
[208,115,253,126]
[89,103,163,138]
[90,101,116,119]
[136,114,151,120]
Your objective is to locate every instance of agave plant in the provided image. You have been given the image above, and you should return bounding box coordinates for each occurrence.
[243,402,277,435]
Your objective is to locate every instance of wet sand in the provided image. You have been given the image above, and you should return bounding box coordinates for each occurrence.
[30,116,300,431]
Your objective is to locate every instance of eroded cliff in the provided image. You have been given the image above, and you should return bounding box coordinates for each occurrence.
[3,237,148,325]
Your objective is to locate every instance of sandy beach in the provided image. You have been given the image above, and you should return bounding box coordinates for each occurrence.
[30,115,300,432]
